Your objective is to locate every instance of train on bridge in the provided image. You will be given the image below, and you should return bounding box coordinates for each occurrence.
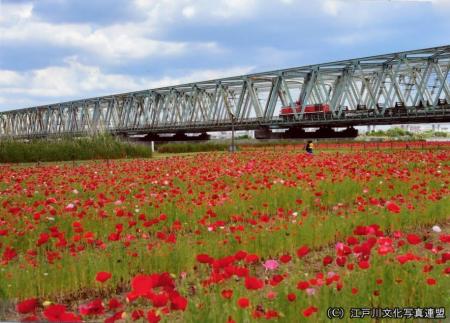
[279,101,331,121]
[280,99,449,121]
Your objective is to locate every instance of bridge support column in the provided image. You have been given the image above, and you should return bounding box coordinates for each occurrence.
[255,127,283,139]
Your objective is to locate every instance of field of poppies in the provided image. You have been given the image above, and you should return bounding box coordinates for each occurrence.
[0,144,449,322]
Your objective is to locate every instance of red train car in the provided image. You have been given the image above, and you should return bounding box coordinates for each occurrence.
[280,101,331,120]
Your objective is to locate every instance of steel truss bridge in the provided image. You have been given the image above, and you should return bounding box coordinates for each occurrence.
[0,45,449,139]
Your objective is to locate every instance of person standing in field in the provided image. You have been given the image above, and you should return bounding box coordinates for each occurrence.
[305,140,314,154]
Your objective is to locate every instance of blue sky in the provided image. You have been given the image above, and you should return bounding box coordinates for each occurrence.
[0,0,449,112]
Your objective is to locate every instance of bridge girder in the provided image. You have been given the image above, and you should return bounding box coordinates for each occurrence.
[1,45,450,139]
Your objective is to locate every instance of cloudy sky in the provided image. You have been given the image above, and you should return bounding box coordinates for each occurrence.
[0,0,449,112]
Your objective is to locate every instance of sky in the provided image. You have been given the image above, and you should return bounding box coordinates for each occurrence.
[0,0,449,113]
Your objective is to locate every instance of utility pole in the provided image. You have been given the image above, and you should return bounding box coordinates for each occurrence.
[230,114,236,153]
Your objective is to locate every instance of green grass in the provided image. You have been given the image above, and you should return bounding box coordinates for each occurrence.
[157,142,230,153]
[0,135,151,163]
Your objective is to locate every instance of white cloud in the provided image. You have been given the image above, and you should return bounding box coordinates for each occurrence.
[0,2,33,24]
[0,21,197,61]
[0,58,254,110]
[148,65,255,88]
[182,5,196,18]
[0,0,401,66]
[211,0,258,18]
[431,0,450,11]
[0,58,135,98]
[0,70,24,86]
[315,0,405,27]
[134,0,260,21]
[0,1,222,63]
[322,0,342,16]
[320,0,450,19]
[326,29,397,45]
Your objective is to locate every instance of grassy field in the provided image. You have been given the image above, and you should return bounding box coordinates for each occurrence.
[0,147,448,322]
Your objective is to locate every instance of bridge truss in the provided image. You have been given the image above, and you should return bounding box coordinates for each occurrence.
[0,45,449,139]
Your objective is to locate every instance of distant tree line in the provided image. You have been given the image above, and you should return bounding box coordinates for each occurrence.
[366,127,447,138]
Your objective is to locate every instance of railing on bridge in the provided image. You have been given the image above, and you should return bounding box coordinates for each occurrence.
[0,45,449,139]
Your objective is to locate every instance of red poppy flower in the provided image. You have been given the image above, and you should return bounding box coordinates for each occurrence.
[234,250,247,260]
[237,298,250,308]
[170,293,188,311]
[386,201,401,213]
[245,276,264,290]
[265,310,279,319]
[131,309,145,320]
[129,274,164,299]
[336,256,347,267]
[439,235,450,243]
[297,245,310,258]
[235,266,249,277]
[269,274,284,286]
[426,278,436,285]
[108,298,121,310]
[287,293,296,302]
[96,271,112,283]
[422,265,433,273]
[151,293,169,307]
[43,304,66,320]
[105,311,124,323]
[43,304,82,322]
[280,254,292,263]
[147,310,161,323]
[442,253,450,263]
[302,306,318,317]
[347,236,359,245]
[244,254,259,263]
[221,289,233,299]
[297,281,309,290]
[16,298,39,314]
[79,299,104,316]
[37,233,50,247]
[358,260,370,270]
[196,254,214,264]
[323,256,333,266]
[406,234,422,245]
[396,252,418,265]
